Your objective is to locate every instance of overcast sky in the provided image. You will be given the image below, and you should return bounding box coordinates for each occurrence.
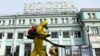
[0,0,100,15]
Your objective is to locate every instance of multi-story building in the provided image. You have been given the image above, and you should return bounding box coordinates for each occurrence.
[0,2,100,56]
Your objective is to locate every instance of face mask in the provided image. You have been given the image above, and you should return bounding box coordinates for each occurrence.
[44,25,48,29]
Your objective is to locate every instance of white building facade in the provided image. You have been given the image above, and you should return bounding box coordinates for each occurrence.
[0,2,100,56]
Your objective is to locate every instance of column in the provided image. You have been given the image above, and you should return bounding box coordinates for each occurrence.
[11,29,17,55]
[19,43,25,56]
[0,32,7,56]
[59,30,63,56]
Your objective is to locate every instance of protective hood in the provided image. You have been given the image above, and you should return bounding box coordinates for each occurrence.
[40,20,47,26]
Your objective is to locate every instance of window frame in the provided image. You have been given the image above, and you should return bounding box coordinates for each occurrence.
[74,31,81,38]
[51,31,58,38]
[63,31,70,38]
[7,33,13,39]
[18,32,24,39]
[0,33,2,39]
[91,27,99,35]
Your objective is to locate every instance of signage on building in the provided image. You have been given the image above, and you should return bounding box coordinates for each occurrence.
[24,2,77,14]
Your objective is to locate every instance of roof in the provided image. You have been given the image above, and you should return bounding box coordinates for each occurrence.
[80,8,100,12]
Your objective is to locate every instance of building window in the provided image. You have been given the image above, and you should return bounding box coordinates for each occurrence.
[88,13,91,19]
[24,43,31,56]
[3,20,5,25]
[19,20,21,24]
[55,18,57,24]
[18,33,23,39]
[7,33,13,39]
[51,32,58,38]
[95,48,100,56]
[73,46,80,56]
[74,31,81,38]
[23,19,25,24]
[62,18,64,23]
[15,46,19,56]
[0,33,2,39]
[51,18,53,24]
[91,27,99,35]
[66,18,68,23]
[33,19,36,22]
[29,19,32,24]
[5,46,11,56]
[72,18,76,23]
[0,20,1,24]
[40,19,42,23]
[81,46,89,56]
[63,31,69,38]
[9,20,11,25]
[92,13,96,19]
[65,46,71,56]
[12,20,15,25]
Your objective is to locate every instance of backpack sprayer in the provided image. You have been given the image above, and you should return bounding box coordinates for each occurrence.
[27,25,65,48]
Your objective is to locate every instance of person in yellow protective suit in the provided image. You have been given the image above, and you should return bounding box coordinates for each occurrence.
[30,20,50,56]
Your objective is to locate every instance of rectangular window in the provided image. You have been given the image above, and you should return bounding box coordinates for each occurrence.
[73,46,80,56]
[29,19,32,24]
[91,27,99,35]
[3,20,5,25]
[9,20,11,25]
[5,46,11,56]
[63,31,69,38]
[12,20,15,25]
[92,13,96,19]
[62,18,64,23]
[0,33,2,39]
[7,33,13,39]
[15,46,19,56]
[0,20,1,24]
[51,18,53,24]
[95,48,100,56]
[55,18,57,24]
[51,32,58,38]
[81,46,89,56]
[66,18,68,23]
[74,31,81,38]
[40,19,42,23]
[24,43,31,56]
[18,33,23,39]
[19,20,21,24]
[33,19,36,22]
[88,13,91,19]
[72,18,76,23]
[23,20,25,24]
[65,46,71,56]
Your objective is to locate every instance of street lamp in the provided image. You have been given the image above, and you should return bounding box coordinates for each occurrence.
[86,26,93,56]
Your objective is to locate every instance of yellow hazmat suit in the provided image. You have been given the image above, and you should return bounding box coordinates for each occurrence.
[30,20,48,56]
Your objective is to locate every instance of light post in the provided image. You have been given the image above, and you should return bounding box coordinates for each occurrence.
[71,29,74,56]
[86,26,93,56]
[12,15,17,56]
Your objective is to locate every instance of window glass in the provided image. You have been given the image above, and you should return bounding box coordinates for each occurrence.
[7,33,13,39]
[18,33,23,39]
[51,32,58,38]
